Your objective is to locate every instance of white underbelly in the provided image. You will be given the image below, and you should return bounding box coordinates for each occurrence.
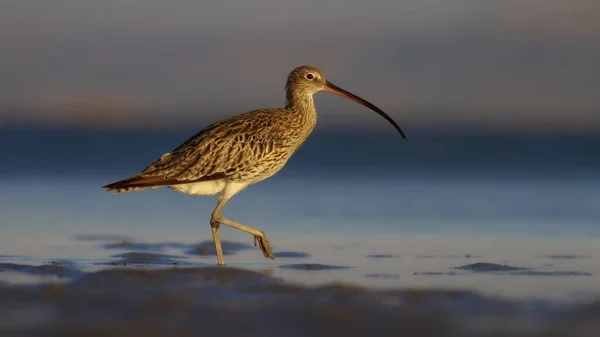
[169,180,226,196]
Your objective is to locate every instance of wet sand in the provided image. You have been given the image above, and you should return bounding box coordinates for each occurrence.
[1,233,599,336]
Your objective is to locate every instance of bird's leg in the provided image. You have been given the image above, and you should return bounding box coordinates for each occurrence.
[215,217,274,260]
[211,195,275,260]
[209,216,225,266]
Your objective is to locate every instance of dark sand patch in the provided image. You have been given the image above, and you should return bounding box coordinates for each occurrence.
[0,262,81,278]
[279,263,354,271]
[68,266,278,293]
[414,272,460,276]
[0,267,600,336]
[422,263,591,277]
[535,255,592,260]
[99,252,192,266]
[46,260,76,267]
[416,254,482,259]
[275,251,311,258]
[103,240,189,252]
[73,234,132,242]
[365,273,400,279]
[452,262,528,272]
[185,240,253,256]
[366,254,401,259]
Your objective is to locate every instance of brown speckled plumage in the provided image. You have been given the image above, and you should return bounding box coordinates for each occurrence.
[103,65,406,265]
[104,66,321,193]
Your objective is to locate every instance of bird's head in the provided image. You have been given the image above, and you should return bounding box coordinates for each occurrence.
[285,65,328,95]
[286,65,407,141]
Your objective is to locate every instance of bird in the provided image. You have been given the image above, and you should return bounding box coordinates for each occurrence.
[102,65,407,266]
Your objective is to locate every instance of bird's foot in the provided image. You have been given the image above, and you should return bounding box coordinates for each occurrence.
[253,232,275,260]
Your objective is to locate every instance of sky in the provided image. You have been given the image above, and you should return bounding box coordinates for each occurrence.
[1,0,599,133]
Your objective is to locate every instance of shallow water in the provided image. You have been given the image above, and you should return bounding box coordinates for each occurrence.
[1,229,599,301]
[2,129,600,335]
[2,233,600,336]
[2,165,600,300]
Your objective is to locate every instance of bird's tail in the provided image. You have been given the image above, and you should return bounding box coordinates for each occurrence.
[102,175,167,193]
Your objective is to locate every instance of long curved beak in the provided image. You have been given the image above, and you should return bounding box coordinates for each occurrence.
[323,80,407,141]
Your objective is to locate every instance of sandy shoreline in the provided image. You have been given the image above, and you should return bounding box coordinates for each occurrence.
[0,262,599,337]
[0,234,599,336]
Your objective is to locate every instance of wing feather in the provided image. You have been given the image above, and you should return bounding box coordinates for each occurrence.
[117,109,292,188]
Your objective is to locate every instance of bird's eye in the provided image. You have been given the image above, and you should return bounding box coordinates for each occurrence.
[306,74,314,79]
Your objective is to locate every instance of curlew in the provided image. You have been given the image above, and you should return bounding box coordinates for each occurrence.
[103,65,407,265]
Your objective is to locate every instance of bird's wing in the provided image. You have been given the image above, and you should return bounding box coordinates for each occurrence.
[137,109,292,183]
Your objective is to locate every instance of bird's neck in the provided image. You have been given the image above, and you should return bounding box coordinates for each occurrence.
[286,88,314,109]
[285,90,318,139]
[286,89,317,115]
